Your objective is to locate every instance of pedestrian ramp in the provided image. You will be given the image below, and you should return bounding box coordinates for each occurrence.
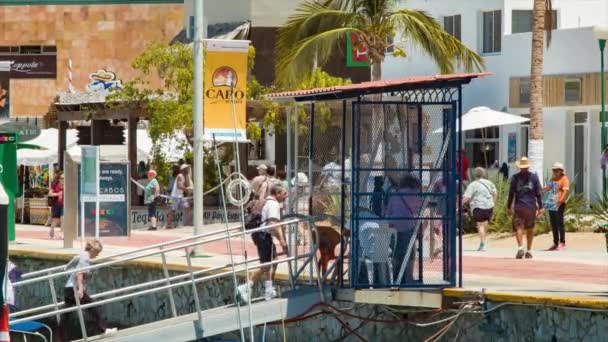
[85,288,322,342]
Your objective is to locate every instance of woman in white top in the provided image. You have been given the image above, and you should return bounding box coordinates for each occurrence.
[463,167,497,251]
[60,240,117,340]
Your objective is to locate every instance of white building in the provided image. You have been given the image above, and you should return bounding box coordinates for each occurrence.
[384,0,608,199]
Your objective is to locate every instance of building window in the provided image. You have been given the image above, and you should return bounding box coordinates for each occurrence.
[465,127,500,168]
[512,10,558,34]
[444,15,462,41]
[0,45,56,55]
[482,10,502,54]
[565,78,582,104]
[519,79,531,106]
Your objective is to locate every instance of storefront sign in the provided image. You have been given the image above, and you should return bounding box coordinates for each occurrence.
[130,206,241,230]
[0,62,10,123]
[86,69,123,93]
[346,32,369,67]
[80,163,129,237]
[0,122,41,142]
[203,39,249,142]
[0,55,57,79]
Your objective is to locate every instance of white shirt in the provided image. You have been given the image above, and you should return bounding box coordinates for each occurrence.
[261,196,281,228]
[171,174,184,198]
[463,179,497,210]
[65,252,91,288]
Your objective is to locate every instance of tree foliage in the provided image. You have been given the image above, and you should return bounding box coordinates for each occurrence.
[258,68,352,136]
[276,0,485,86]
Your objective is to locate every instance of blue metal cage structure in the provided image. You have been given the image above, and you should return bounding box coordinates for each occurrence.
[268,73,487,289]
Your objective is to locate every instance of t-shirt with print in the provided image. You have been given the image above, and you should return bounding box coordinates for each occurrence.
[144,179,159,204]
[507,172,542,211]
[65,252,91,288]
[463,179,497,210]
[544,175,570,211]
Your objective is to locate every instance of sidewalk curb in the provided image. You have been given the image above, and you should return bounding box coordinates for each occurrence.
[444,288,608,309]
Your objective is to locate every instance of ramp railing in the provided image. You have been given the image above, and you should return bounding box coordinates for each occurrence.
[10,217,323,341]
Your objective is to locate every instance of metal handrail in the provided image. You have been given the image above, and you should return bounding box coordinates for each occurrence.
[21,224,244,279]
[10,254,314,325]
[10,217,323,341]
[13,218,301,287]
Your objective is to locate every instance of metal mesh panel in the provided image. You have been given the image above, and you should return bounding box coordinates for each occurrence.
[351,101,457,288]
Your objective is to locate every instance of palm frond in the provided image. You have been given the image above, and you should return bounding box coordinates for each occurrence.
[390,9,485,74]
[276,0,360,88]
[278,27,363,88]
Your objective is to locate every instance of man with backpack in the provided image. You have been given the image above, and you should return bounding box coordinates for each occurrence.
[507,157,543,259]
[239,184,288,302]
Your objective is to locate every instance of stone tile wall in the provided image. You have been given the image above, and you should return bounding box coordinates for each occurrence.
[0,4,183,116]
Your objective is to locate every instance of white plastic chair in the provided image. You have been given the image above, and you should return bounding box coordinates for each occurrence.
[358,222,397,287]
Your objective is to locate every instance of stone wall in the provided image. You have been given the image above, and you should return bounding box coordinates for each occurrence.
[254,300,608,342]
[0,4,183,116]
[11,255,608,341]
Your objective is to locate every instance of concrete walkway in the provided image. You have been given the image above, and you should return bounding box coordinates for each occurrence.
[10,224,608,299]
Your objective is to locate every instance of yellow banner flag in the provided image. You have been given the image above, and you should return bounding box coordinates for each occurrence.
[203,39,249,142]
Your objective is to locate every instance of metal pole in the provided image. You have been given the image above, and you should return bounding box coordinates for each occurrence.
[600,39,606,197]
[339,100,346,288]
[192,0,205,241]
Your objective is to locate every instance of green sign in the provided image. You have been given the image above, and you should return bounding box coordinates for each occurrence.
[80,146,98,196]
[0,122,41,142]
[0,132,17,241]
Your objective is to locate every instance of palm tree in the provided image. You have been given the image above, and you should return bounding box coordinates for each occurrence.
[528,0,553,179]
[276,0,485,87]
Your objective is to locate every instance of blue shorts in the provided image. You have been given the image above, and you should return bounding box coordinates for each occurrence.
[147,202,157,219]
[51,204,63,219]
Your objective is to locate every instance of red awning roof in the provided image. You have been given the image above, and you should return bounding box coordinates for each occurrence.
[266,72,490,101]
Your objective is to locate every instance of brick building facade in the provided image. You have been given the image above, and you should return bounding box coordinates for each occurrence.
[0,2,183,120]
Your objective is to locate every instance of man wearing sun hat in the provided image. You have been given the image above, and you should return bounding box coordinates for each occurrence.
[543,162,570,250]
[507,157,543,259]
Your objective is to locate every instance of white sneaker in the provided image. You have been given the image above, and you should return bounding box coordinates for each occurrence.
[104,328,118,335]
[237,282,252,303]
[264,287,277,301]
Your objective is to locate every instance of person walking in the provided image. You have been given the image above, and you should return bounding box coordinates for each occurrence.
[59,240,117,341]
[385,173,423,284]
[238,184,288,302]
[144,170,160,231]
[507,157,543,259]
[48,173,64,239]
[543,162,570,250]
[251,164,268,192]
[499,162,509,181]
[463,167,497,251]
[166,164,192,229]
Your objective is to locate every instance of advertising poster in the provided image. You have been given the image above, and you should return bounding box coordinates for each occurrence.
[0,62,10,124]
[80,163,129,237]
[203,39,249,142]
[508,132,517,163]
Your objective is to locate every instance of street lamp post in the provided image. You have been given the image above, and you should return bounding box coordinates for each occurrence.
[193,0,204,243]
[594,26,608,197]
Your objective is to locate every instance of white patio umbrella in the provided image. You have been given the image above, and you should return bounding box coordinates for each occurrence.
[433,106,530,133]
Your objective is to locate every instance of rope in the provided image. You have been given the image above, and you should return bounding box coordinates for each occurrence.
[130,172,251,204]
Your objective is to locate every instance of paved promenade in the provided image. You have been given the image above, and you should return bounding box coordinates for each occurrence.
[10,224,608,299]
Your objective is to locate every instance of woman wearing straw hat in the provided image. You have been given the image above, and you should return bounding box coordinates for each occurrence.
[543,162,570,250]
[507,157,543,259]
